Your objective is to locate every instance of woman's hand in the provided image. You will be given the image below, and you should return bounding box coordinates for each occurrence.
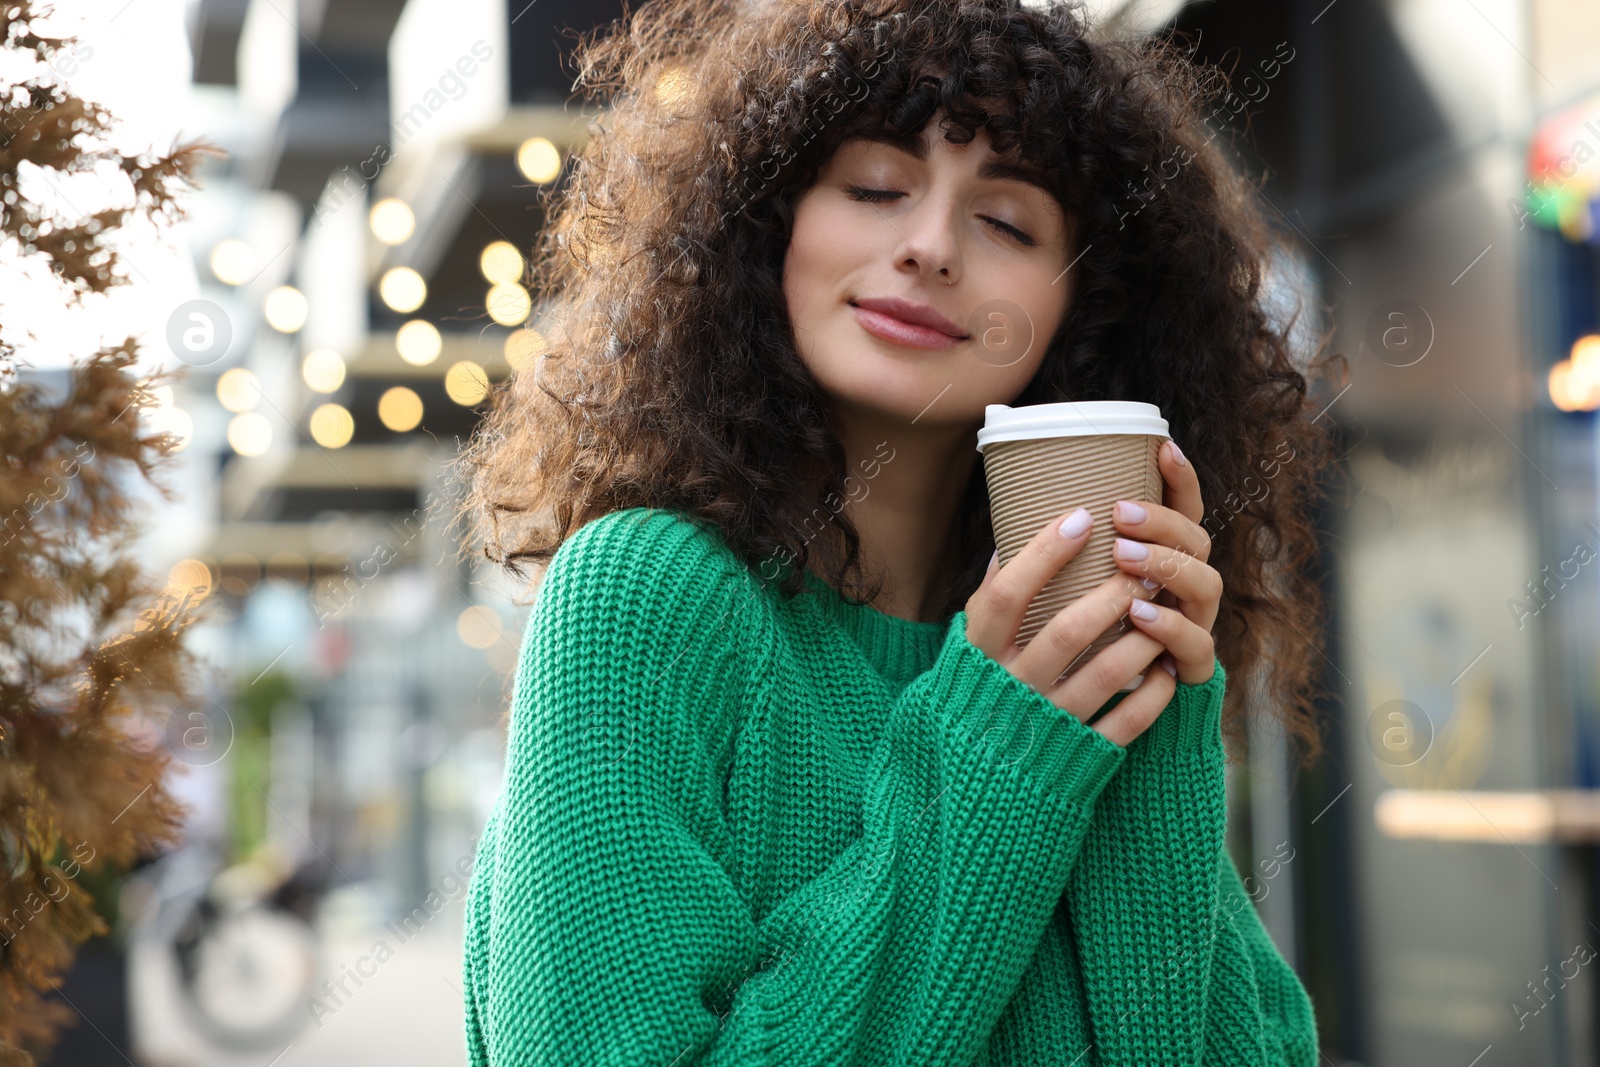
[964,506,1179,748]
[1109,439,1219,686]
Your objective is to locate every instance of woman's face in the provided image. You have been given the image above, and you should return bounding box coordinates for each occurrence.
[783,119,1077,431]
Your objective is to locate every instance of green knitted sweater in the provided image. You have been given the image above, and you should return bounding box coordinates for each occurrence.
[461,506,1318,1065]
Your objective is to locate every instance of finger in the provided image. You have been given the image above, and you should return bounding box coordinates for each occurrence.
[1008,570,1159,693]
[1125,596,1217,684]
[967,507,1095,651]
[1086,654,1180,748]
[1112,497,1211,563]
[1160,439,1205,526]
[1110,540,1221,631]
[1042,625,1167,721]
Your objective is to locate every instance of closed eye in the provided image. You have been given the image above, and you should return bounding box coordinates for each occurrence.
[843,185,1037,247]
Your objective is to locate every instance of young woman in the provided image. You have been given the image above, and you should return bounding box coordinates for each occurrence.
[454,0,1343,1063]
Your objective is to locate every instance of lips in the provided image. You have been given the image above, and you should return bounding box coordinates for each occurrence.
[849,296,968,339]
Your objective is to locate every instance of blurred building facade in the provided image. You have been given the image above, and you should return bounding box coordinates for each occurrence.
[1152,0,1600,1063]
[115,0,627,1063]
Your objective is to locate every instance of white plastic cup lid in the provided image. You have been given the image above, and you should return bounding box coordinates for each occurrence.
[976,401,1169,452]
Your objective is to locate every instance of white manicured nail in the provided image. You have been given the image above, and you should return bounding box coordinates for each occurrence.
[1113,537,1149,561]
[1058,508,1092,538]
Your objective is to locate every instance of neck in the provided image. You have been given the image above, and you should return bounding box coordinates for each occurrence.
[810,398,980,623]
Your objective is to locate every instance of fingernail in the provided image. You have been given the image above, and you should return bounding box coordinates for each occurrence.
[1115,500,1147,524]
[1168,441,1187,467]
[1058,507,1092,538]
[989,549,998,569]
[1161,656,1177,677]
[1140,577,1161,591]
[1113,537,1149,560]
[1129,598,1158,621]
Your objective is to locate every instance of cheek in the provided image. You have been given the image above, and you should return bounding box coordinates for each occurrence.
[952,273,1070,404]
[975,276,1067,368]
[780,253,801,321]
[1014,274,1071,362]
[785,197,834,277]
[1017,253,1071,320]
[784,199,866,339]
[783,219,824,322]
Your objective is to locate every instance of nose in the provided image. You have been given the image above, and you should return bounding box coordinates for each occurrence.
[893,192,961,286]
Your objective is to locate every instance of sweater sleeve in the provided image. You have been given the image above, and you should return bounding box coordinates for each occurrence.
[466,507,1130,1066]
[1202,842,1321,1064]
[1062,659,1318,1065]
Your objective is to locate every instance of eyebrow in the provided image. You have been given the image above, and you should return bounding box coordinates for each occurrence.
[855,128,1056,193]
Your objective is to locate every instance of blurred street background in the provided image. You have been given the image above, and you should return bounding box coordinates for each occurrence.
[5,0,1600,1063]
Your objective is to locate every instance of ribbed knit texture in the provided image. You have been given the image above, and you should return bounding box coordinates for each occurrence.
[461,506,1319,1065]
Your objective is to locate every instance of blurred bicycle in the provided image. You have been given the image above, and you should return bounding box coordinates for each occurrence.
[125,841,327,1057]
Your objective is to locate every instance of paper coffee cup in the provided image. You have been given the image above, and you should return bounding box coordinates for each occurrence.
[977,401,1171,689]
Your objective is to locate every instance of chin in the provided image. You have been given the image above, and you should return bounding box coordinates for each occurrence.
[825,359,936,408]
[832,383,967,429]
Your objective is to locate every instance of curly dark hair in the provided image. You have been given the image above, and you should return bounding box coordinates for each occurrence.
[452,0,1348,767]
